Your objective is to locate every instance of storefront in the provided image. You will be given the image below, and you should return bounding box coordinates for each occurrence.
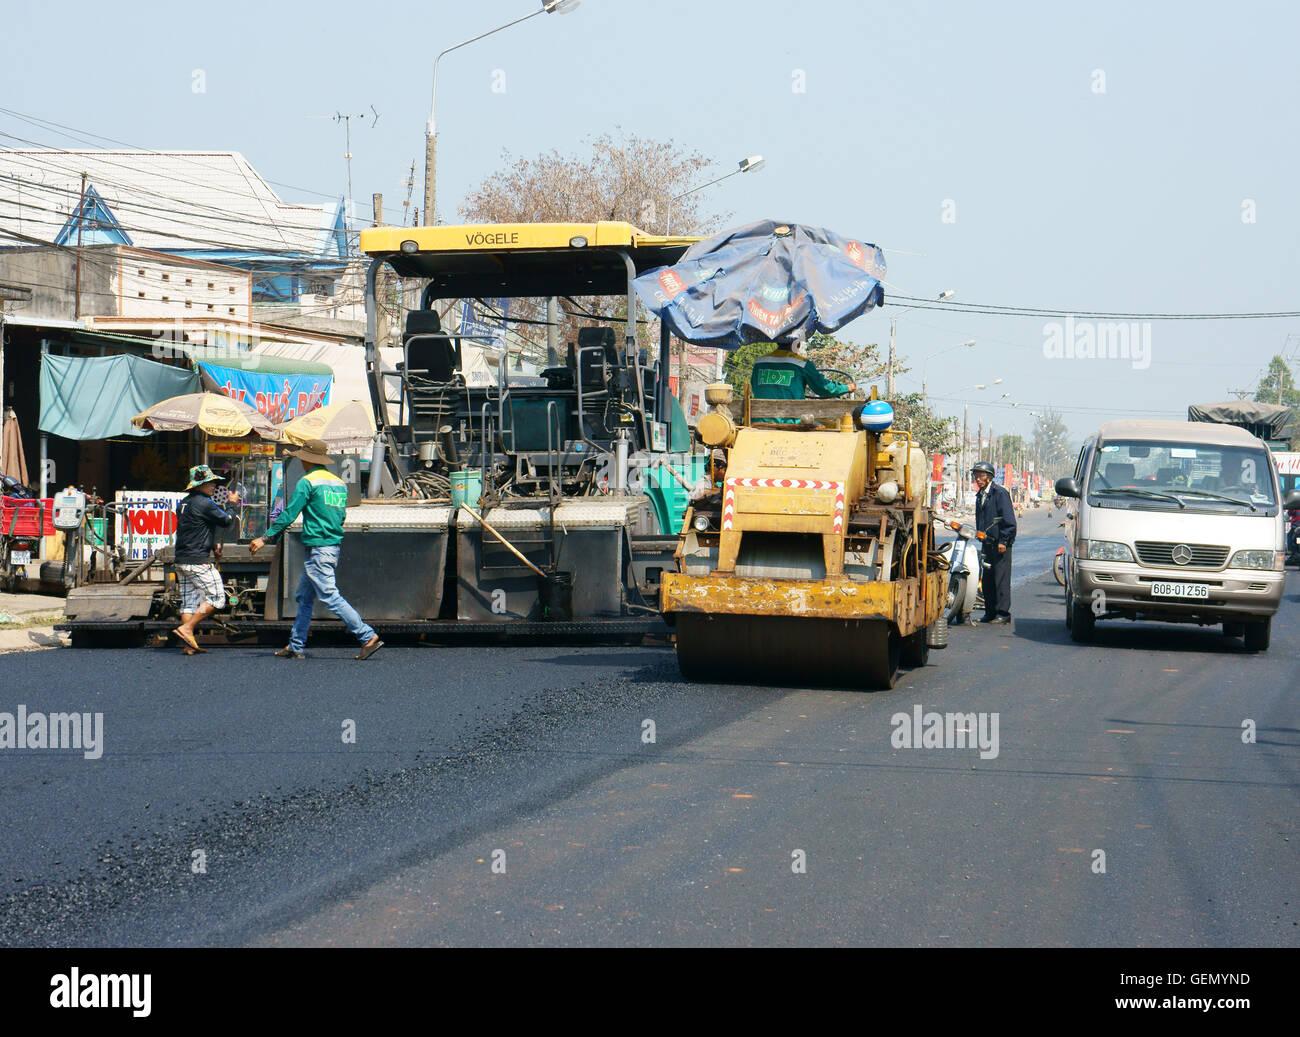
[205,438,281,540]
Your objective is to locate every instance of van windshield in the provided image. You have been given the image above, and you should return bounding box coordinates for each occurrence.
[1087,440,1276,509]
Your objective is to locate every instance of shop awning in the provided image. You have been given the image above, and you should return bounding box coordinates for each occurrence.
[196,356,333,424]
[182,345,333,377]
[39,353,201,440]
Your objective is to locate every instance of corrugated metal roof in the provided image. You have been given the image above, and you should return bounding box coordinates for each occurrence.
[0,150,339,256]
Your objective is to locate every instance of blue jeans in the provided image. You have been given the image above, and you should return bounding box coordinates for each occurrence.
[289,544,376,651]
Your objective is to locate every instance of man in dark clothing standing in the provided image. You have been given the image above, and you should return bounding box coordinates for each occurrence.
[172,464,239,653]
[972,460,1016,624]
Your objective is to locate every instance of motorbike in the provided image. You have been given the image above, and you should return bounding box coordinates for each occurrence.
[1053,520,1068,586]
[1287,507,1300,566]
[937,518,996,625]
[0,475,40,593]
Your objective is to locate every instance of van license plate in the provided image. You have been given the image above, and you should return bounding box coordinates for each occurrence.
[10,551,30,566]
[1151,582,1208,599]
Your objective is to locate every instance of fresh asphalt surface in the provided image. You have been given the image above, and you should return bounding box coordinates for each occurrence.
[1,509,1296,946]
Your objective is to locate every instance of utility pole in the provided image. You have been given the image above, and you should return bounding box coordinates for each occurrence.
[888,318,896,399]
[74,172,87,320]
[961,405,969,508]
[373,193,391,348]
[401,161,416,227]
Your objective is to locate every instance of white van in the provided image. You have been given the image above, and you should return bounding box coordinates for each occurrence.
[1055,419,1300,650]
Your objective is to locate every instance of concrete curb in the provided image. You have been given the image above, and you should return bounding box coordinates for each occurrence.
[0,625,67,653]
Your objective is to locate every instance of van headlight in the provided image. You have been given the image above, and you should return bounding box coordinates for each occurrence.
[1229,550,1283,570]
[1079,540,1133,562]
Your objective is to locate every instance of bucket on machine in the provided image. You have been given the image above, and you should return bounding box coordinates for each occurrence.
[450,470,482,509]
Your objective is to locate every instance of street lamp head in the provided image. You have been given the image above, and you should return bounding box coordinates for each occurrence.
[991,378,1003,385]
[739,155,765,173]
[961,339,975,347]
[937,289,955,300]
[544,0,580,12]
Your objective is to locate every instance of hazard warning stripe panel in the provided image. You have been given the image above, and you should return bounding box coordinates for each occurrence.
[722,477,844,531]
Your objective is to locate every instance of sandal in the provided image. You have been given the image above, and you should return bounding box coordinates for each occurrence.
[355,637,384,661]
[173,628,204,652]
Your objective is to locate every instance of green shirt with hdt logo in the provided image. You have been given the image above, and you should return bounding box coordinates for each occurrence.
[265,467,348,546]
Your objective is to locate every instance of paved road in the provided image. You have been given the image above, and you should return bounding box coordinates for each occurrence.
[1,517,1295,946]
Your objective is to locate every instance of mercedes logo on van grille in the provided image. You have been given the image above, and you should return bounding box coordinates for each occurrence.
[1172,544,1193,565]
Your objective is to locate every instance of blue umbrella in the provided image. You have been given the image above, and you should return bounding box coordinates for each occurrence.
[634,219,887,350]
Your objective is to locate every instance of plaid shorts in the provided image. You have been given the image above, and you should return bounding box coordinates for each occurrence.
[175,563,225,613]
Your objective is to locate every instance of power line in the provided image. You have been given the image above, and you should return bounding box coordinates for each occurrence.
[0,153,355,243]
[0,105,387,218]
[892,294,1300,321]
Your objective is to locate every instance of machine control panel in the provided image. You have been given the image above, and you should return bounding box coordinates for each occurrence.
[52,487,87,530]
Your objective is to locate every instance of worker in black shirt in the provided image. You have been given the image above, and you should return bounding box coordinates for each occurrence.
[172,465,239,653]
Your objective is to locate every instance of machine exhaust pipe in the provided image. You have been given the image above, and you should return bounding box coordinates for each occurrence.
[440,424,460,466]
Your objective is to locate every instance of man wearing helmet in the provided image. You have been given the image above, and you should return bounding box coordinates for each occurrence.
[972,460,1017,624]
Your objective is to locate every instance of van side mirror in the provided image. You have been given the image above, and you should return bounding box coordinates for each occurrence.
[1284,489,1300,510]
[1055,477,1081,498]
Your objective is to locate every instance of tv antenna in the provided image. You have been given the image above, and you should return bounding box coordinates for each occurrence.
[307,106,381,225]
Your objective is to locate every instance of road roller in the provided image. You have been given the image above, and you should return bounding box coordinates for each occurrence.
[661,384,947,689]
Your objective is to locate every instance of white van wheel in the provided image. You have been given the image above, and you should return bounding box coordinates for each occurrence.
[1068,586,1095,643]
[1243,619,1270,652]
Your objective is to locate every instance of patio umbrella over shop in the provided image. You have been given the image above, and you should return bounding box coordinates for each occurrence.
[130,392,281,440]
[633,218,887,350]
[275,400,376,453]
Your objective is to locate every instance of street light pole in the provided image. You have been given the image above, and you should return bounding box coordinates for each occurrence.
[665,155,764,235]
[663,154,764,394]
[921,338,975,410]
[423,1,580,227]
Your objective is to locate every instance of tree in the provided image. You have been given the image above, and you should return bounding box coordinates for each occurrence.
[458,132,719,355]
[460,131,714,232]
[806,333,886,384]
[893,392,957,456]
[1248,358,1300,441]
[722,342,774,392]
[996,433,1026,469]
[1032,408,1073,478]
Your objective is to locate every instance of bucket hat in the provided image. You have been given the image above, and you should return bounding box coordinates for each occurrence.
[287,438,334,466]
[186,464,227,490]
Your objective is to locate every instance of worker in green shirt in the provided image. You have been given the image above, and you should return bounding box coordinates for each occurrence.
[751,337,856,401]
[250,439,383,660]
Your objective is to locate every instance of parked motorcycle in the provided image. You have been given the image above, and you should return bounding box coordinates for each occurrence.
[937,518,998,625]
[1,476,41,593]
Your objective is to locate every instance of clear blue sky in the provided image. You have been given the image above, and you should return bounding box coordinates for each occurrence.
[6,0,1299,444]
